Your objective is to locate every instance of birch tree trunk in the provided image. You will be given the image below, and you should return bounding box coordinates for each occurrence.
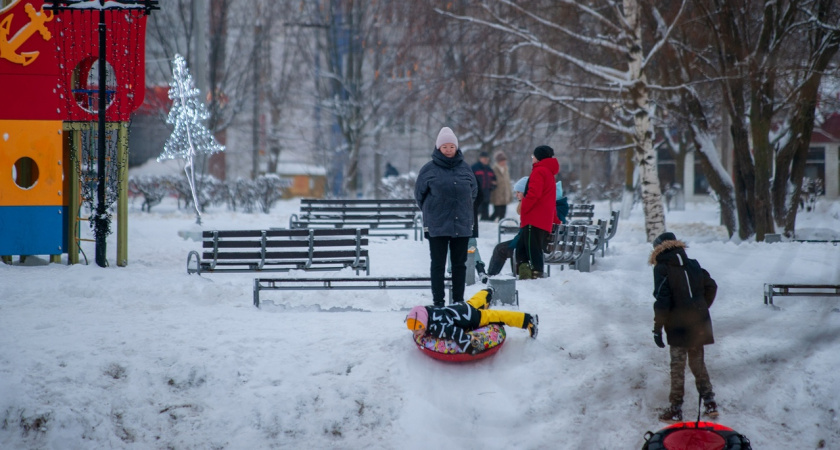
[625,0,665,241]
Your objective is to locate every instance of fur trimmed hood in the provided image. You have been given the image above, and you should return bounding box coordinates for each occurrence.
[649,239,687,265]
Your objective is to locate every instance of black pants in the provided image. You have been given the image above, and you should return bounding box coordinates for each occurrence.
[515,225,549,274]
[428,236,470,306]
[487,239,515,276]
[490,204,507,221]
[478,201,491,220]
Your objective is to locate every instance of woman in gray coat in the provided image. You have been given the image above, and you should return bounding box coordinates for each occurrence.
[414,127,477,306]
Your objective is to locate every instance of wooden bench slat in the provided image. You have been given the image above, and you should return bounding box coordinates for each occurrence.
[203,229,369,239]
[203,250,369,260]
[189,225,370,275]
[204,241,267,249]
[299,216,417,223]
[202,238,368,249]
[253,276,452,307]
[301,206,419,213]
[290,198,421,240]
[301,199,418,205]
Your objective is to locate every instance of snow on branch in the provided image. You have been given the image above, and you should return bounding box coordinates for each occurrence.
[434,7,628,84]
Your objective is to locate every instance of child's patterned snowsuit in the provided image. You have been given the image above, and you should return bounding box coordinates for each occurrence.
[422,290,533,352]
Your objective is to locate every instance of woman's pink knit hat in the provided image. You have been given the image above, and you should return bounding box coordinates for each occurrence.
[435,127,458,149]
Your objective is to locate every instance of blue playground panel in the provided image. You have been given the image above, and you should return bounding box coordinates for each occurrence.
[0,205,67,256]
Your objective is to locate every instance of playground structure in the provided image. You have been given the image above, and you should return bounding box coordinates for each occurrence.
[0,0,155,266]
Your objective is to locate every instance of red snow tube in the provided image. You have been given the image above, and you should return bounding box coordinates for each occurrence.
[413,324,506,363]
[642,421,752,450]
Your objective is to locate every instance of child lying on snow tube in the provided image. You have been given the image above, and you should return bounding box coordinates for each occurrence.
[406,287,538,355]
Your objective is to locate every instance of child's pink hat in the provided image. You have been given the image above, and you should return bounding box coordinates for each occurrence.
[406,306,428,330]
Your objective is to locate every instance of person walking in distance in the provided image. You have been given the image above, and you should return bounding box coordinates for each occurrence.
[471,151,496,221]
[650,232,719,423]
[489,152,512,221]
[415,127,477,306]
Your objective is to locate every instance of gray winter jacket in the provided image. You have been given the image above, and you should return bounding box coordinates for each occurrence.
[414,148,477,238]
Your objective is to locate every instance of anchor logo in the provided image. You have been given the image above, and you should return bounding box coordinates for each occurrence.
[0,3,54,66]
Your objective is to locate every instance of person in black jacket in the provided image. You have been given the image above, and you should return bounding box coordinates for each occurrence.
[415,127,477,306]
[471,152,496,221]
[650,232,719,424]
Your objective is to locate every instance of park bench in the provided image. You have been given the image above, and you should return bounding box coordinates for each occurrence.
[791,239,840,245]
[601,210,621,255]
[253,277,453,308]
[289,198,422,240]
[497,217,521,243]
[582,218,608,265]
[585,210,621,258]
[187,228,369,275]
[543,224,592,273]
[567,203,595,225]
[496,220,593,273]
[496,203,600,242]
[498,217,605,273]
[763,283,840,306]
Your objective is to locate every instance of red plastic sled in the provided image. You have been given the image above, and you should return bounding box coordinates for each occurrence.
[642,421,752,450]
[413,324,506,363]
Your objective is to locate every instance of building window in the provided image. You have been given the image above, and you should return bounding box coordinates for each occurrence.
[806,146,825,182]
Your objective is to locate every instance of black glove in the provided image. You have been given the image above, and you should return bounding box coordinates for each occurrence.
[483,286,495,302]
[653,330,665,348]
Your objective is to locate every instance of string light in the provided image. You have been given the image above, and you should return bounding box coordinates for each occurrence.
[52,7,145,235]
[157,54,225,223]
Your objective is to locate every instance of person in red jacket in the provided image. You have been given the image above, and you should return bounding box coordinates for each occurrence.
[516,145,561,279]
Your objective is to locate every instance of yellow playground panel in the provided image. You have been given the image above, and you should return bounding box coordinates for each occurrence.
[0,120,65,207]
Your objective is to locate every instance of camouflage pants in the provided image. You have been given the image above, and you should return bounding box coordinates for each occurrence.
[669,345,714,406]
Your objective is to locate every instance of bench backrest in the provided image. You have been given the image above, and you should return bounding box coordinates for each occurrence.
[604,210,620,241]
[544,224,589,264]
[201,228,368,269]
[300,198,419,207]
[567,203,595,225]
[291,198,421,238]
[589,219,608,247]
[497,217,520,242]
[299,199,419,216]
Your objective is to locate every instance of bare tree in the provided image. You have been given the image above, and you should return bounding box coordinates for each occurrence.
[291,0,400,197]
[263,3,310,175]
[387,2,576,187]
[146,0,254,181]
[653,7,739,236]
[684,0,840,240]
[434,0,685,241]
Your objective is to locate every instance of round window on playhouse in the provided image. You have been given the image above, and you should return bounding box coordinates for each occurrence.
[71,57,117,113]
[12,157,39,189]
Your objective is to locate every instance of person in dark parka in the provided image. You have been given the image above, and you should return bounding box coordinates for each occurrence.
[471,151,496,220]
[415,127,478,306]
[650,232,719,423]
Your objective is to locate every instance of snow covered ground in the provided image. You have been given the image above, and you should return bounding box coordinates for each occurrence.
[2,194,839,449]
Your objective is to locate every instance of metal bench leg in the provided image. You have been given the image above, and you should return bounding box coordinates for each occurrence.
[576,250,591,272]
[253,279,261,308]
